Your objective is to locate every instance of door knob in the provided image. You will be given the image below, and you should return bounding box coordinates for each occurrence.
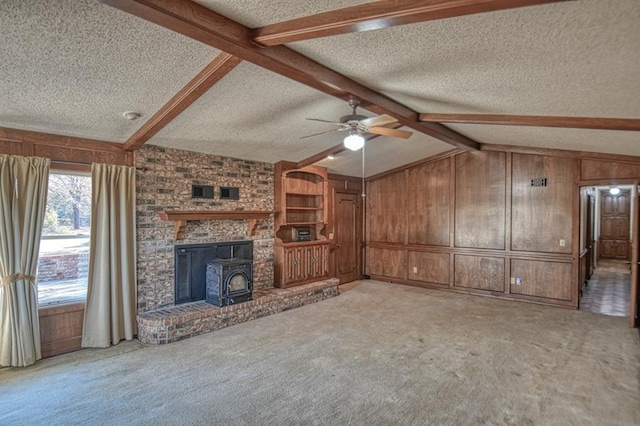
[335,244,341,248]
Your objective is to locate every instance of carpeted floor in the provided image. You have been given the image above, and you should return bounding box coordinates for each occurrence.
[1,280,639,425]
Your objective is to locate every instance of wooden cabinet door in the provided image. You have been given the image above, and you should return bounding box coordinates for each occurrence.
[306,245,320,279]
[284,247,305,283]
[319,244,329,277]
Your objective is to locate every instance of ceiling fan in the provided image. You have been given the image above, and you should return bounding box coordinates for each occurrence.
[301,99,413,150]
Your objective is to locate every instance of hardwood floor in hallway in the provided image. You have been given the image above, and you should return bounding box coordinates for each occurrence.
[580,260,631,317]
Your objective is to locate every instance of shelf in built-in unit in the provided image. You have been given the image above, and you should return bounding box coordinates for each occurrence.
[286,191,323,196]
[286,207,323,211]
[285,221,325,226]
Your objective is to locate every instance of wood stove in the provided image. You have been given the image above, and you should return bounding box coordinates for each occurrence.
[174,241,252,305]
[205,258,253,307]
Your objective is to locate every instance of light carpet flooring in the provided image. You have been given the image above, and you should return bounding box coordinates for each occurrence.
[1,280,639,425]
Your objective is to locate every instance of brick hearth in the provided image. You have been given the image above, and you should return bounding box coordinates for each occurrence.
[137,278,339,344]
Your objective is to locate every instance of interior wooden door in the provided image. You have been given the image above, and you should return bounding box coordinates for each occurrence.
[586,194,595,279]
[335,192,359,283]
[631,186,639,327]
[599,189,631,260]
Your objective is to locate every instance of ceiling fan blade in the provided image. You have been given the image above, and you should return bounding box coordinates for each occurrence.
[367,126,413,139]
[306,117,342,125]
[359,114,397,127]
[299,128,338,139]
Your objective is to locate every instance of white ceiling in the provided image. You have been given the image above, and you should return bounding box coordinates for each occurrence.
[1,0,639,177]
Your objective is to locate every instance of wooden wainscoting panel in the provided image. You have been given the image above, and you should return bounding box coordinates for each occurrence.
[0,140,24,155]
[454,254,505,292]
[34,144,129,166]
[581,159,640,181]
[511,154,574,254]
[367,247,406,279]
[407,158,451,246]
[367,172,406,243]
[407,251,450,285]
[39,302,85,358]
[510,259,572,301]
[455,151,506,249]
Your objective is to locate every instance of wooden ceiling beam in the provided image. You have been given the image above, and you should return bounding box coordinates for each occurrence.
[123,52,242,151]
[419,113,640,131]
[101,0,479,151]
[253,0,566,46]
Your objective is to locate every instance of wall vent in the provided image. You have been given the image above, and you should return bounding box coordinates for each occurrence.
[220,187,240,200]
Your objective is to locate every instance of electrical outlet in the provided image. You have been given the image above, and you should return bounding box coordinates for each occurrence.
[510,277,515,285]
[559,239,566,247]
[413,266,418,273]
[515,277,522,285]
[329,233,334,240]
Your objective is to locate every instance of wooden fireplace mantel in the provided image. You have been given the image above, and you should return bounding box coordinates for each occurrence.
[156,210,273,240]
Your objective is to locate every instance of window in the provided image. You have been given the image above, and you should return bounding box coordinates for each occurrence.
[38,172,91,305]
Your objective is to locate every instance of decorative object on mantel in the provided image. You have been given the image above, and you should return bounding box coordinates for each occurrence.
[156,210,273,240]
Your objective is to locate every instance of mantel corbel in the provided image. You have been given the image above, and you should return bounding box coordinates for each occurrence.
[156,210,273,240]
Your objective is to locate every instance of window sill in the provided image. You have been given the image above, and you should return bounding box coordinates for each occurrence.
[38,301,85,316]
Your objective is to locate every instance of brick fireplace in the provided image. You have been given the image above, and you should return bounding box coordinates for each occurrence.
[134,145,340,344]
[135,145,274,313]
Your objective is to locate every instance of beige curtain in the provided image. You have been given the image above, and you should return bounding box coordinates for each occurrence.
[82,163,136,348]
[0,155,50,367]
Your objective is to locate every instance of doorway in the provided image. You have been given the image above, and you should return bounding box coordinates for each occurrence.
[579,185,636,322]
[334,192,361,283]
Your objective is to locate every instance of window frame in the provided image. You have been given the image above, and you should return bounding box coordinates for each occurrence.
[38,163,92,307]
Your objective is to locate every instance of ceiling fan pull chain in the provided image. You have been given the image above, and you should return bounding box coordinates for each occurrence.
[361,142,366,199]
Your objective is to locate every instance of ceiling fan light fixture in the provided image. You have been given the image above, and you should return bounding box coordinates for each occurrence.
[344,133,365,151]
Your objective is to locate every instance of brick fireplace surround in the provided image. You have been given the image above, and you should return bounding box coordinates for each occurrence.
[135,146,339,344]
[138,279,338,344]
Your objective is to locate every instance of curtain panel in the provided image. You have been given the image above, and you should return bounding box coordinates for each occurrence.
[0,155,50,367]
[82,163,136,348]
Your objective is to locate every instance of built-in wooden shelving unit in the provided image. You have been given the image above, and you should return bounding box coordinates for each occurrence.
[157,210,273,240]
[274,161,330,288]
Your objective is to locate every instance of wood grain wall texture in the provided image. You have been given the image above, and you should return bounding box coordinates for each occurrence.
[511,154,574,254]
[367,171,406,243]
[365,149,591,308]
[407,160,450,246]
[455,151,506,249]
[408,251,449,285]
[0,137,131,166]
[367,247,406,279]
[454,255,505,292]
[510,259,572,301]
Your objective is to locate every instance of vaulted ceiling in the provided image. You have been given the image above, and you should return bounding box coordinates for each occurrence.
[1,0,639,176]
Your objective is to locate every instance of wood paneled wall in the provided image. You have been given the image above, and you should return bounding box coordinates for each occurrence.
[455,151,506,249]
[0,127,132,166]
[511,154,574,254]
[39,303,85,358]
[368,171,405,243]
[408,160,451,246]
[366,147,640,308]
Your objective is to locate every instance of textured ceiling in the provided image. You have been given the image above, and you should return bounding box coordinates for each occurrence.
[0,0,214,141]
[1,0,639,177]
